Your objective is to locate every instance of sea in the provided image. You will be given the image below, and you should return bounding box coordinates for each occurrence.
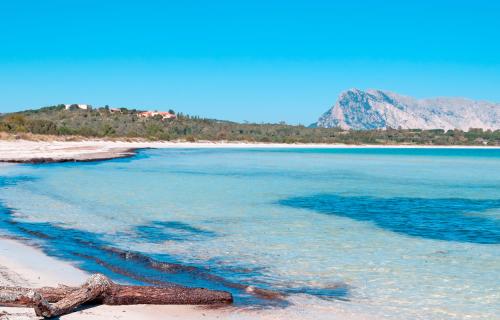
[0,148,499,319]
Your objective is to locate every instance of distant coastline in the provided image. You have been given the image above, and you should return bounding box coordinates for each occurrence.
[1,105,499,146]
[1,136,499,164]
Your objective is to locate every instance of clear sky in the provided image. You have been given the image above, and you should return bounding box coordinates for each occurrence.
[1,1,499,124]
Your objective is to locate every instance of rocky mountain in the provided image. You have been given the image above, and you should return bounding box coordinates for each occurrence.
[315,89,500,131]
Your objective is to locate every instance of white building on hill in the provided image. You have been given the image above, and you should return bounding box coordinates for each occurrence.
[64,104,92,110]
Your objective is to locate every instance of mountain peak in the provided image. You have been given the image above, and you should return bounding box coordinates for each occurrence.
[340,88,367,98]
[316,89,500,130]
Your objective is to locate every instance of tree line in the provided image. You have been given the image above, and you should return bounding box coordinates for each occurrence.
[1,105,499,145]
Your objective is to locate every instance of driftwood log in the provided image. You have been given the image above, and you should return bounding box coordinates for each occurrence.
[0,274,233,318]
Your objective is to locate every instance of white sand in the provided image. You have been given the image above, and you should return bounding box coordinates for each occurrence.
[0,237,243,320]
[0,238,88,287]
[0,139,498,163]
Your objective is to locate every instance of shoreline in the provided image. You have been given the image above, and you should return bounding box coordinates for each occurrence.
[0,236,378,320]
[1,139,499,164]
[0,238,379,320]
[0,236,246,319]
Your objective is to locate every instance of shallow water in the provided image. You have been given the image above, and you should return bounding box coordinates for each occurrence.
[0,148,499,319]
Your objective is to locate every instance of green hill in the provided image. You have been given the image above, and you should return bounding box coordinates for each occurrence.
[1,105,499,145]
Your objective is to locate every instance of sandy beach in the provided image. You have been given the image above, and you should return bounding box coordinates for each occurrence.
[1,139,498,164]
[0,237,242,320]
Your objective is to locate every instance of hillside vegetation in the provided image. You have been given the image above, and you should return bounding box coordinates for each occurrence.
[1,105,499,145]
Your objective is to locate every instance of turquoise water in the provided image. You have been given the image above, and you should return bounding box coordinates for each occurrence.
[0,148,499,319]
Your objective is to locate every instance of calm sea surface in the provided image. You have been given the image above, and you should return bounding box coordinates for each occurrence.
[0,148,499,319]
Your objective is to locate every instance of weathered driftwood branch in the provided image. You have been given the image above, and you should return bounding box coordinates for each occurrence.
[0,274,233,318]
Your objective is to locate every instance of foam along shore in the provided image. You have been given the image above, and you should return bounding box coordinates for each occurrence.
[1,139,499,164]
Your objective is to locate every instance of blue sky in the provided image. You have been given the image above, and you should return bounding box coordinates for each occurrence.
[1,1,499,124]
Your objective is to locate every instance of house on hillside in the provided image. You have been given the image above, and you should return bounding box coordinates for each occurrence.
[109,108,121,113]
[64,104,92,110]
[137,111,176,120]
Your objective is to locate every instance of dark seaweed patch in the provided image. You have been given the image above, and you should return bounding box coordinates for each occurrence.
[131,220,216,243]
[278,194,500,244]
[0,201,346,306]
